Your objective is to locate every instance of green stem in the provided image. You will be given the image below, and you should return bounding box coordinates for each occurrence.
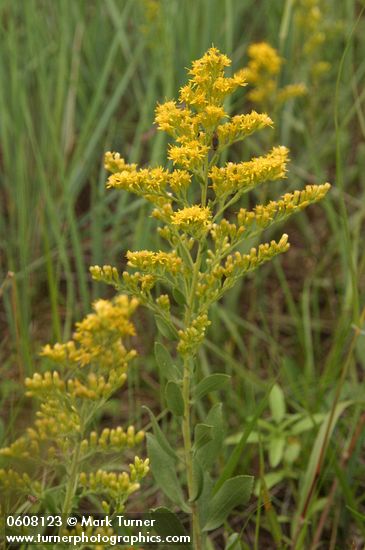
[181,244,204,550]
[60,441,82,530]
[182,356,202,550]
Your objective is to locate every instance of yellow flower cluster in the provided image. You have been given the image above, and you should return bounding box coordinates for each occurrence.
[41,296,138,370]
[0,434,40,459]
[65,522,115,550]
[182,47,246,108]
[122,272,157,299]
[153,47,246,172]
[242,42,306,106]
[223,234,290,277]
[171,205,212,236]
[210,146,289,199]
[106,152,193,203]
[25,371,127,402]
[168,140,210,171]
[156,294,171,311]
[91,48,331,542]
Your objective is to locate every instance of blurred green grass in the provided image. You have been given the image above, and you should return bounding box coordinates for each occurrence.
[1,0,365,546]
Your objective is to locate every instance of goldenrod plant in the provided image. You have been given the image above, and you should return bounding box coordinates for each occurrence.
[242,42,306,110]
[0,296,149,523]
[91,47,330,548]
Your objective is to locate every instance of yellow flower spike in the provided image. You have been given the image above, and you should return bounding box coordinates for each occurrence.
[107,166,170,205]
[217,111,273,147]
[236,183,331,233]
[210,146,289,199]
[126,250,182,275]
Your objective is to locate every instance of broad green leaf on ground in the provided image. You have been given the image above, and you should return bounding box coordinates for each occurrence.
[268,436,285,468]
[269,384,286,423]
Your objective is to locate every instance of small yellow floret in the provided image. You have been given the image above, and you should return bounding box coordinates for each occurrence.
[171,205,212,235]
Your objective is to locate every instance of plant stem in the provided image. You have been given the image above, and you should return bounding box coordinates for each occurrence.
[60,441,82,530]
[181,243,204,550]
[182,356,202,550]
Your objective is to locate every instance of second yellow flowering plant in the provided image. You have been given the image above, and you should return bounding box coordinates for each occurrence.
[92,47,330,548]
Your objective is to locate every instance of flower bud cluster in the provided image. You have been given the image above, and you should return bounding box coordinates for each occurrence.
[178,314,211,356]
[79,458,149,507]
[0,468,41,497]
[81,426,145,453]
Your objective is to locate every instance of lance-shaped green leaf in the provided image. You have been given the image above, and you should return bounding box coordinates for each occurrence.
[165,380,184,416]
[154,342,180,380]
[173,287,186,306]
[203,475,254,532]
[149,507,191,550]
[196,403,225,470]
[194,373,231,400]
[190,457,204,502]
[143,406,177,460]
[155,315,178,340]
[146,433,189,511]
[193,423,214,452]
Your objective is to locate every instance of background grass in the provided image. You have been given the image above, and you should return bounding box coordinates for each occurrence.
[1,0,365,547]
